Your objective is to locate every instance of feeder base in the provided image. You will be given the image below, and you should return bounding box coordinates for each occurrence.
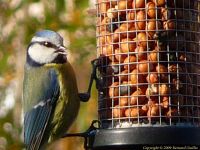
[89,127,200,149]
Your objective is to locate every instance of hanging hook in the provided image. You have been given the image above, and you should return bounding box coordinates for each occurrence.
[61,120,101,150]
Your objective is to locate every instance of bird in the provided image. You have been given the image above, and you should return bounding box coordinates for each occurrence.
[23,30,80,150]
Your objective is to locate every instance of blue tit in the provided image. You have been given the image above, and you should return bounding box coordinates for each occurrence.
[23,30,80,150]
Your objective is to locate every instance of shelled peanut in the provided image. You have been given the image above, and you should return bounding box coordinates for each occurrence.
[97,0,186,122]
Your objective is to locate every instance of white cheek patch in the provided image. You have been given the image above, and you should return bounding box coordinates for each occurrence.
[28,44,58,64]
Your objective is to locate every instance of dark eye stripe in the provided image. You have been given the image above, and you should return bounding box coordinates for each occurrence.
[29,41,58,49]
[42,41,53,47]
[39,41,58,49]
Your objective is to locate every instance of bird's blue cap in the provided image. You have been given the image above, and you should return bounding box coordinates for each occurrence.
[32,30,64,46]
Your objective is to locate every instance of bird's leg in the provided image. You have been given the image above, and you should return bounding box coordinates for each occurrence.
[79,58,99,102]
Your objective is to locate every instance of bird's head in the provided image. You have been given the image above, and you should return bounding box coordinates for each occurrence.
[27,30,67,67]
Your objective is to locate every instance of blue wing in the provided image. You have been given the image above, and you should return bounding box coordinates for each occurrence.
[23,67,60,150]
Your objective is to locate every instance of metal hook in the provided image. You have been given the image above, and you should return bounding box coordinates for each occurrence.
[61,120,101,150]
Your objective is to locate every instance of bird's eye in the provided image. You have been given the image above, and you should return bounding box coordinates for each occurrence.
[43,42,52,47]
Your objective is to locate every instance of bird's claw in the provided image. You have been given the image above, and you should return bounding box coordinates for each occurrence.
[79,58,100,102]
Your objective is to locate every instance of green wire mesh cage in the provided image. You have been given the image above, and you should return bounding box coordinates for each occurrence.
[92,0,200,147]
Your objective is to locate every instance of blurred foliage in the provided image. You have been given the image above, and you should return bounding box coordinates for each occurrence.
[0,0,97,150]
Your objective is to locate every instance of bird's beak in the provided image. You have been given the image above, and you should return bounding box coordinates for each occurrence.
[55,46,67,56]
[45,46,68,68]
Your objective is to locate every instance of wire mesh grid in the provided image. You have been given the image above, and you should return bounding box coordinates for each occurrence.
[96,0,200,128]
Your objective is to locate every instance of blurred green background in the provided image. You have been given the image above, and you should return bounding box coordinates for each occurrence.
[0,0,97,149]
